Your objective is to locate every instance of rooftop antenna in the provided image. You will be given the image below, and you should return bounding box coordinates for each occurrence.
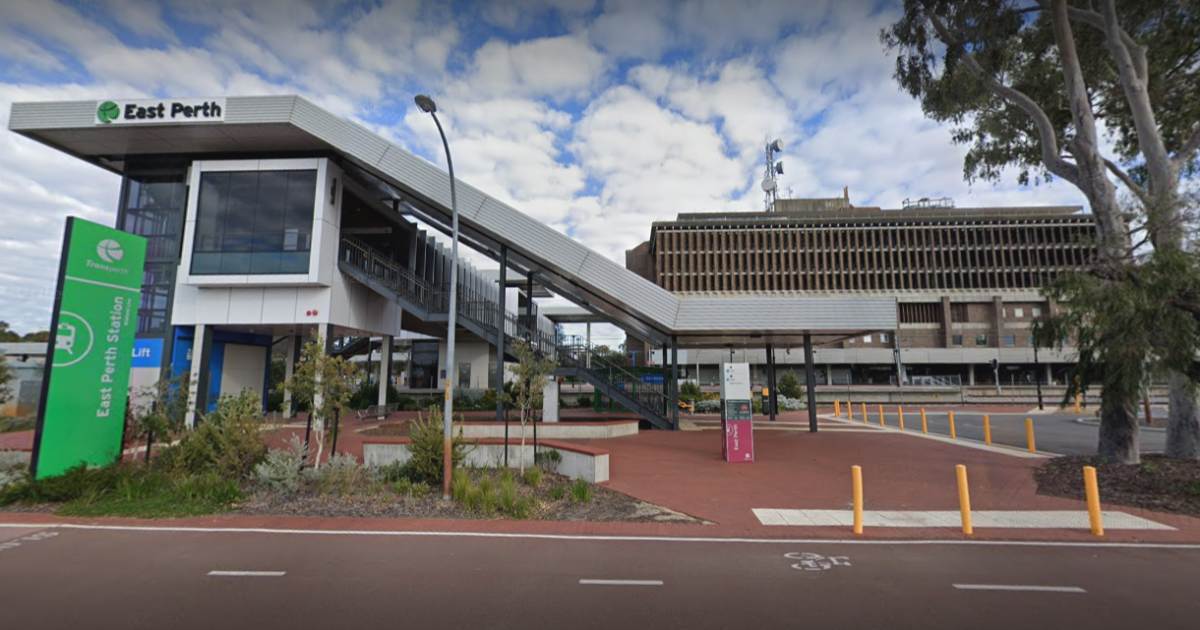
[762,138,783,211]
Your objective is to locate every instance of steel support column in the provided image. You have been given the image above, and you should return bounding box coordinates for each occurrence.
[766,343,776,422]
[670,337,679,430]
[804,333,818,433]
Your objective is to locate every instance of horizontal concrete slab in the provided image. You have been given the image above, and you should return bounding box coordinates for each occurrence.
[752,509,1174,530]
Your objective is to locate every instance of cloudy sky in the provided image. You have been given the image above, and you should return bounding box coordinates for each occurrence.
[0,0,1088,337]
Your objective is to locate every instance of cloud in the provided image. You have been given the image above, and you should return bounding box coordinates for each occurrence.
[463,34,607,101]
[0,0,1102,335]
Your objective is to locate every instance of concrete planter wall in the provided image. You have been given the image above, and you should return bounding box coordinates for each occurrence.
[363,441,609,483]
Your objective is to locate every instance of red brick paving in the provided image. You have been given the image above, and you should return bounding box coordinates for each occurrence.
[0,430,33,452]
[6,412,1200,542]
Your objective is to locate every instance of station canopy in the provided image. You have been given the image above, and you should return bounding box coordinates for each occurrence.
[9,95,896,347]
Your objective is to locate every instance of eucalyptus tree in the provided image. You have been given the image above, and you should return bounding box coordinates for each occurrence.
[883,0,1200,462]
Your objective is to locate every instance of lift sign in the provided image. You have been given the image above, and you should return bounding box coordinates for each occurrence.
[95,98,225,125]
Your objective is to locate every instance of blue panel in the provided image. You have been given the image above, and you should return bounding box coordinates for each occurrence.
[206,341,225,412]
[131,337,163,368]
[170,326,193,379]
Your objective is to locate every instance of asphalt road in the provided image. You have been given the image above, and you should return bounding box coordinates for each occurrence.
[1,524,1198,629]
[847,410,1167,455]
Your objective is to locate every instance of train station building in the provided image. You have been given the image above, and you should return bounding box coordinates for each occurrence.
[9,95,897,429]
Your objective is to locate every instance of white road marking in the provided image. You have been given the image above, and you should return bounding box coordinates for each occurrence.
[2,522,1198,549]
[207,570,286,577]
[953,584,1086,593]
[753,509,1173,530]
[579,579,663,586]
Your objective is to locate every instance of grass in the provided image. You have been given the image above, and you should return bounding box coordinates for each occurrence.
[522,467,542,488]
[0,416,35,433]
[1,464,240,518]
[570,478,592,504]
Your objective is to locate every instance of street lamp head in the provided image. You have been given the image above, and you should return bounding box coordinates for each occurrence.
[414,94,438,113]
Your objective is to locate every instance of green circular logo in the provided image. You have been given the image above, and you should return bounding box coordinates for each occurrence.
[97,101,120,123]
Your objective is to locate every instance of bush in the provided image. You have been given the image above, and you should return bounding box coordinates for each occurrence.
[548,483,567,501]
[314,453,363,496]
[253,436,305,494]
[349,379,403,410]
[778,395,806,411]
[393,477,430,497]
[534,448,561,471]
[522,466,542,488]
[694,399,720,413]
[373,460,414,484]
[157,391,267,480]
[777,372,804,399]
[0,450,28,488]
[407,407,468,484]
[498,476,532,518]
[451,468,471,502]
[679,381,702,403]
[0,463,239,517]
[570,478,592,504]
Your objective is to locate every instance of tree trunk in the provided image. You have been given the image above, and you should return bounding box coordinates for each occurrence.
[519,409,527,475]
[1166,372,1200,459]
[1099,369,1142,460]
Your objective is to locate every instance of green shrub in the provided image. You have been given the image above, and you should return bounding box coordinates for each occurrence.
[497,476,534,518]
[570,478,592,504]
[253,436,305,494]
[451,468,471,502]
[374,460,414,483]
[548,483,566,501]
[1,463,239,517]
[314,453,363,496]
[407,407,468,484]
[0,450,28,488]
[156,391,267,480]
[393,477,432,497]
[679,381,702,403]
[534,448,561,470]
[522,466,542,488]
[777,371,804,399]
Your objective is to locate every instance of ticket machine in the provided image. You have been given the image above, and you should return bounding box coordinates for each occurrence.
[720,362,754,463]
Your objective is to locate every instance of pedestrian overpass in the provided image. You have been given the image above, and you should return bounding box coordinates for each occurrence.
[9,95,896,429]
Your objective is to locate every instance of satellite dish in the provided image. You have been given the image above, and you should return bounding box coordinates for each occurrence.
[769,138,783,153]
[761,177,777,192]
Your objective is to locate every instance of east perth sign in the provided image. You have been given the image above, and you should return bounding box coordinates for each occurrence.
[95,98,225,125]
[31,218,146,479]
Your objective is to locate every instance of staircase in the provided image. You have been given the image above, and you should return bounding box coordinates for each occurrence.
[339,238,673,428]
[555,343,673,430]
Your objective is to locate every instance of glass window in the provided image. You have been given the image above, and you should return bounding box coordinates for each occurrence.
[862,334,872,343]
[952,334,964,346]
[1002,335,1017,347]
[1014,307,1025,318]
[975,334,989,346]
[191,170,317,275]
[409,341,440,389]
[879,332,890,344]
[1032,306,1042,318]
[458,362,471,388]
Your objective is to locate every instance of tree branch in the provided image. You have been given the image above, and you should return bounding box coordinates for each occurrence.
[1044,0,1147,78]
[1103,158,1151,206]
[925,9,1080,187]
[1173,123,1200,173]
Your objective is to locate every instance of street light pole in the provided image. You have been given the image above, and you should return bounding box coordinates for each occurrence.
[416,94,459,501]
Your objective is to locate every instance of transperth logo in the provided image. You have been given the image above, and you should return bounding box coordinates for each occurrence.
[96,239,124,263]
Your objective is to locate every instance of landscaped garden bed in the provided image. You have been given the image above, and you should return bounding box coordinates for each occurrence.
[1035,454,1200,517]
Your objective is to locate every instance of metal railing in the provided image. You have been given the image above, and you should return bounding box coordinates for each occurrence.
[341,237,558,358]
[557,342,669,420]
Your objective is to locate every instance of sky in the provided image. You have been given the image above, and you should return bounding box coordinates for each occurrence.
[0,0,1089,342]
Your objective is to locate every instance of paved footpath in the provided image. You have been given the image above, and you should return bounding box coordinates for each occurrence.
[1,523,1198,629]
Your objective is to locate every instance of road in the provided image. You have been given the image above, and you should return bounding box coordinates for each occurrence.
[1,524,1198,629]
[846,409,1167,455]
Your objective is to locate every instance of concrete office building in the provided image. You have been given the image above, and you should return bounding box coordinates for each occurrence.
[626,195,1096,389]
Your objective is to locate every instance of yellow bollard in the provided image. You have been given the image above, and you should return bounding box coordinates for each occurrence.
[861,402,868,423]
[1083,465,1104,537]
[851,465,864,535]
[897,405,905,431]
[1025,417,1036,453]
[948,410,957,439]
[920,408,928,433]
[983,414,992,445]
[847,400,854,420]
[956,464,973,535]
[1073,392,1082,413]
[878,404,885,427]
[835,400,842,417]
